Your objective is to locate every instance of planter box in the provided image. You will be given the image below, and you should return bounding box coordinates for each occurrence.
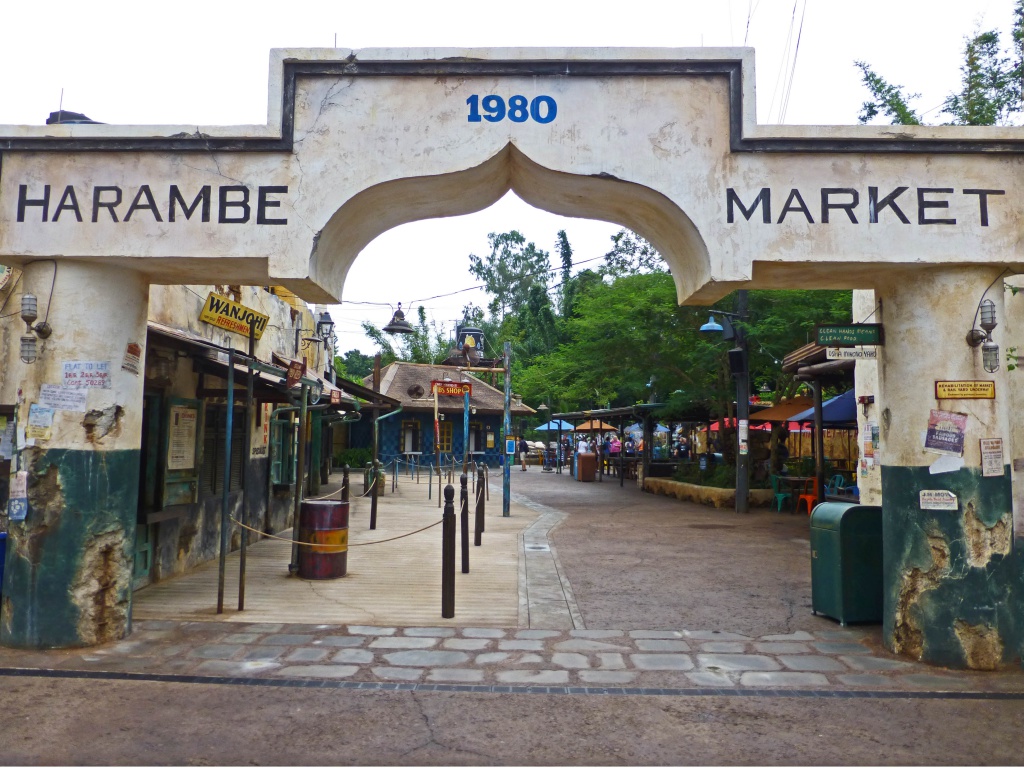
[644,477,773,509]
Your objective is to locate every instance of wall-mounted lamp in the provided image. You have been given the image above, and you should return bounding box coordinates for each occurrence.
[19,293,52,364]
[966,298,999,373]
[316,311,335,342]
[439,412,445,421]
[471,406,477,415]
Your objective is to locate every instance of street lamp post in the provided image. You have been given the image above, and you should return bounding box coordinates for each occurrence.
[700,290,750,514]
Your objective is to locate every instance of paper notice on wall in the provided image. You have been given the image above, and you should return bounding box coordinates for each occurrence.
[39,384,88,412]
[8,470,28,520]
[981,438,1005,477]
[167,405,198,470]
[63,360,112,389]
[0,421,14,459]
[929,454,964,475]
[25,403,54,441]
[121,342,143,375]
[924,409,967,457]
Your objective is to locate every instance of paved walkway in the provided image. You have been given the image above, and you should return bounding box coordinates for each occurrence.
[2,468,1023,698]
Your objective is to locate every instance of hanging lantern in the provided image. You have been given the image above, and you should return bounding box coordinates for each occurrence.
[20,334,37,364]
[382,302,414,334]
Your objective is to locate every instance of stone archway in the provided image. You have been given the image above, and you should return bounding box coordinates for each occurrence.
[2,47,1024,667]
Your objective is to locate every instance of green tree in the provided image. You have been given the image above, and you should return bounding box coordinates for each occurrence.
[360,306,449,365]
[857,5,1024,126]
[468,231,552,322]
[601,230,666,277]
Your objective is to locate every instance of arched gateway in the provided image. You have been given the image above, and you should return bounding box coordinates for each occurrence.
[2,48,1024,668]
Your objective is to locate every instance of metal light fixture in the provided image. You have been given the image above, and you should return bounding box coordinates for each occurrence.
[699,315,724,333]
[967,298,999,373]
[19,293,52,364]
[316,311,335,342]
[382,302,414,334]
[20,335,37,364]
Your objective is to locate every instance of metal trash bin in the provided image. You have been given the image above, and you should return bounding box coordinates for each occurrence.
[297,500,349,579]
[809,502,883,625]
[576,452,596,482]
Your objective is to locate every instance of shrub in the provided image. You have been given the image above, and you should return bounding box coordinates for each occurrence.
[334,447,373,468]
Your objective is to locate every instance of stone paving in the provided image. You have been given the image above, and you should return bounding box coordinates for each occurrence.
[3,619,1020,694]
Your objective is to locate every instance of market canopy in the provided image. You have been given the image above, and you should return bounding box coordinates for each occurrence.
[535,419,574,432]
[575,419,617,432]
[791,390,857,427]
[748,396,813,422]
[624,422,671,436]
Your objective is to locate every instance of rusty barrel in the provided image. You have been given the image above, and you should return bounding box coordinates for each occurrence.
[297,500,349,579]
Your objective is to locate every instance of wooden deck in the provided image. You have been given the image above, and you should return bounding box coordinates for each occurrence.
[132,480,534,627]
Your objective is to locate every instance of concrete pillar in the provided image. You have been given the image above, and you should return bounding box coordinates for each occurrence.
[1,262,148,649]
[875,266,1016,669]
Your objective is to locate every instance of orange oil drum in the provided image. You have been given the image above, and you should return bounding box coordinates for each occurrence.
[297,500,349,579]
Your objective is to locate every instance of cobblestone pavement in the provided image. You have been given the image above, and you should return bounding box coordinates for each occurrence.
[3,469,1023,699]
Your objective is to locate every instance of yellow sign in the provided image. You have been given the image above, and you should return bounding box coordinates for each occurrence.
[198,292,269,339]
[934,381,995,400]
[431,380,472,397]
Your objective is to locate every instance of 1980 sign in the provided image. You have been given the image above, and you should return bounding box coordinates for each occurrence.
[467,95,557,124]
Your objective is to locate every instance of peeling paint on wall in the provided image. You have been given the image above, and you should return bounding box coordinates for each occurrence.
[71,530,130,645]
[954,619,1004,670]
[82,405,124,443]
[963,502,1011,567]
[892,529,949,660]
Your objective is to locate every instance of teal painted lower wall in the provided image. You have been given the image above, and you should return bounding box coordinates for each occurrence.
[0,448,140,649]
[881,464,1020,669]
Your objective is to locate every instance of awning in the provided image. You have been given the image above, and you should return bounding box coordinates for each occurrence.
[791,390,857,427]
[747,396,814,422]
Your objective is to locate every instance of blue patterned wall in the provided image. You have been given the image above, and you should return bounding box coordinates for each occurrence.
[349,411,505,468]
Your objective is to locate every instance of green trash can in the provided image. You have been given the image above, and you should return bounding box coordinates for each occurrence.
[809,502,883,625]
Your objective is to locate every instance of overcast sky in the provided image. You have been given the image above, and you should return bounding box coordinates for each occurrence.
[1,0,1017,353]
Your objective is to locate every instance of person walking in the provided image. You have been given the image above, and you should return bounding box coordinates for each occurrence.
[518,436,530,471]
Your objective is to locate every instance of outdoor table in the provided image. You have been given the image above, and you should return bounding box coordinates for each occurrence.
[779,476,813,508]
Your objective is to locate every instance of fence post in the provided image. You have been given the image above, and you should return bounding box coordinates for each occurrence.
[475,465,485,545]
[460,473,470,573]
[342,464,350,503]
[442,484,456,618]
[369,459,380,530]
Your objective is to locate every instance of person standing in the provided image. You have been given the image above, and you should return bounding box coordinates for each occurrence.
[518,436,530,471]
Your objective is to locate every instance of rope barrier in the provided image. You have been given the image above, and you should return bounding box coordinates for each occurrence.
[305,473,377,501]
[230,515,442,548]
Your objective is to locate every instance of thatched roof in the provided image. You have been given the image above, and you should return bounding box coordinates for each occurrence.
[364,362,535,416]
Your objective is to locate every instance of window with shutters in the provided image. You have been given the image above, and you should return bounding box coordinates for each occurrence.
[438,421,453,452]
[200,404,245,497]
[270,414,296,485]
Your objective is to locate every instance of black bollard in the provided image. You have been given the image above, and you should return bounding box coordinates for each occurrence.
[342,464,350,503]
[460,473,469,574]
[475,465,485,545]
[442,484,456,618]
[369,459,380,530]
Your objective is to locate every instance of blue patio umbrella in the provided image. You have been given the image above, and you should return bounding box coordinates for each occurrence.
[624,422,670,435]
[535,419,574,431]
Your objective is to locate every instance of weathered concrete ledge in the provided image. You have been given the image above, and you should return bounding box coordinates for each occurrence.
[644,477,772,509]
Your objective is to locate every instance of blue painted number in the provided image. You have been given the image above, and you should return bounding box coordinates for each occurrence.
[466,94,557,124]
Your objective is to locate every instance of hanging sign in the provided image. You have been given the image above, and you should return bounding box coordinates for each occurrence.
[330,389,342,405]
[816,324,884,347]
[935,381,995,400]
[286,359,307,389]
[431,380,472,397]
[826,347,878,360]
[198,292,269,339]
[0,265,12,291]
[981,438,1005,477]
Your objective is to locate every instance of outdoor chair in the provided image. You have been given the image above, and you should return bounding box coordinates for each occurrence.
[826,474,845,495]
[796,477,819,515]
[770,474,791,513]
